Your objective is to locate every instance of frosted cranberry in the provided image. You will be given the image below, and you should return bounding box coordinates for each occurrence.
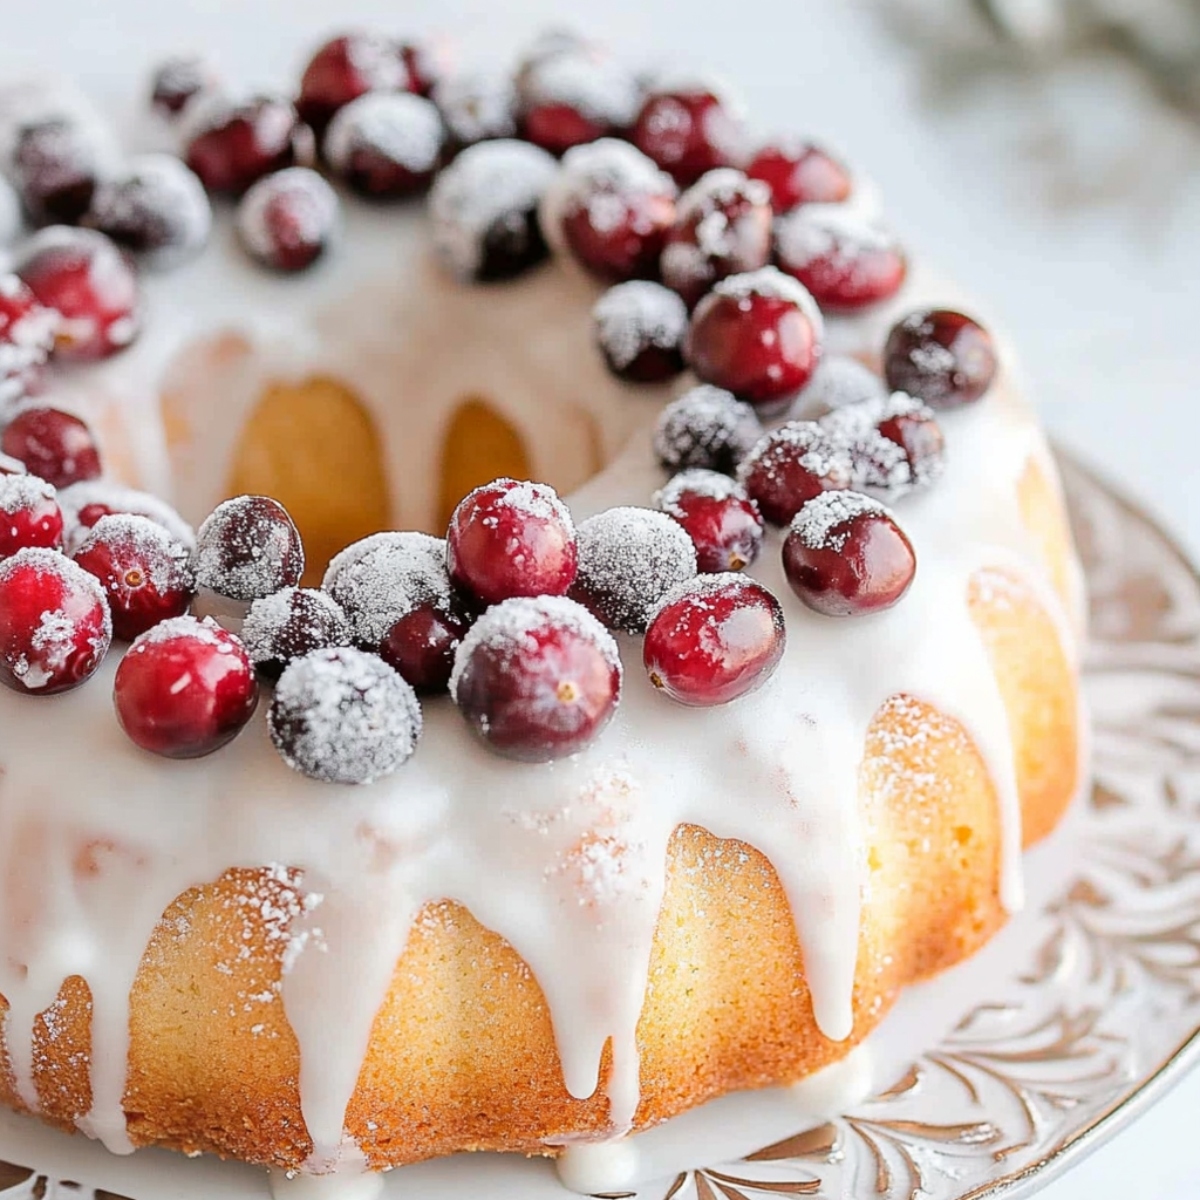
[0,548,111,694]
[883,309,998,409]
[738,422,853,527]
[324,93,444,198]
[653,385,762,475]
[0,275,57,403]
[150,55,217,118]
[114,616,258,758]
[433,72,518,149]
[242,586,352,681]
[185,95,299,194]
[631,87,746,186]
[379,601,468,693]
[58,482,195,554]
[746,141,852,213]
[0,475,64,557]
[15,228,141,361]
[783,492,916,617]
[12,119,101,227]
[73,514,194,641]
[399,41,444,97]
[297,33,410,135]
[592,281,688,383]
[654,469,763,573]
[450,595,620,761]
[0,455,25,476]
[661,169,772,308]
[877,401,946,488]
[518,53,640,156]
[237,168,339,272]
[447,478,577,608]
[195,496,304,603]
[686,268,823,413]
[1,406,102,489]
[644,575,784,706]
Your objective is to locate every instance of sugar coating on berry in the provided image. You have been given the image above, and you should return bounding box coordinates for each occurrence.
[433,72,517,145]
[132,611,226,649]
[789,489,890,551]
[57,481,195,552]
[0,275,58,403]
[150,54,217,117]
[0,178,21,245]
[236,167,340,269]
[75,512,192,587]
[793,355,887,418]
[0,473,58,518]
[574,506,697,633]
[653,467,746,510]
[653,385,762,474]
[11,117,102,225]
[819,392,945,494]
[774,203,897,271]
[325,92,444,175]
[520,51,641,127]
[242,586,352,678]
[739,421,853,488]
[592,282,688,370]
[710,265,824,334]
[269,646,422,785]
[195,496,304,602]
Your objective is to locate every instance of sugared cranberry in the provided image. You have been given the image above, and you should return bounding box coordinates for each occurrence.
[150,54,218,118]
[518,52,640,156]
[185,95,299,194]
[236,168,340,272]
[746,140,853,213]
[686,267,823,414]
[883,309,998,409]
[14,228,140,361]
[242,586,352,681]
[0,475,64,558]
[546,139,678,282]
[631,86,747,186]
[653,385,762,475]
[447,478,577,608]
[644,574,784,706]
[12,119,102,227]
[450,595,620,762]
[195,495,304,604]
[269,646,421,783]
[1,406,102,489]
[114,615,258,757]
[433,72,518,148]
[58,481,195,554]
[661,169,772,307]
[783,491,916,617]
[0,548,111,694]
[379,601,468,694]
[73,514,195,641]
[572,506,697,634]
[792,355,887,420]
[774,206,907,312]
[297,33,410,135]
[819,393,945,497]
[0,275,58,404]
[592,281,687,383]
[877,401,945,483]
[324,93,445,198]
[0,455,26,476]
[654,469,763,573]
[399,41,445,98]
[737,421,853,527]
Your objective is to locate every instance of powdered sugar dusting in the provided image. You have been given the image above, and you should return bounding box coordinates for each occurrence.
[0,472,56,515]
[75,513,193,595]
[325,92,445,175]
[433,71,517,145]
[592,281,687,370]
[132,612,233,650]
[793,355,887,419]
[242,587,352,675]
[819,392,945,495]
[57,481,195,553]
[653,385,762,474]
[653,467,746,514]
[236,167,339,264]
[713,265,823,335]
[790,490,891,552]
[774,203,899,270]
[520,52,641,126]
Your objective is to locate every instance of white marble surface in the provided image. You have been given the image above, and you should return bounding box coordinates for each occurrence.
[1,0,1198,1195]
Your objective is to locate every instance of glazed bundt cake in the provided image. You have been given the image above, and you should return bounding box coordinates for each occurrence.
[0,28,1083,1198]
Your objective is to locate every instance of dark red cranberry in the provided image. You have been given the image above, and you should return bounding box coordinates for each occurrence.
[195,495,304,603]
[150,54,217,118]
[324,93,445,198]
[0,274,58,403]
[592,281,688,383]
[644,575,784,706]
[379,601,468,693]
[783,491,916,617]
[447,478,577,608]
[654,469,764,573]
[877,405,944,478]
[297,33,410,135]
[399,41,444,97]
[450,595,620,761]
[653,385,762,475]
[72,514,195,641]
[114,616,258,757]
[774,207,907,312]
[185,95,299,194]
[269,646,421,783]
[236,168,339,272]
[0,475,64,558]
[0,548,111,694]
[746,141,853,213]
[631,86,746,186]
[12,119,102,227]
[883,309,999,409]
[1,406,102,489]
[738,421,854,527]
[58,482,195,554]
[686,268,823,414]
[241,586,352,681]
[14,228,140,361]
[518,53,640,156]
[818,394,946,496]
[660,169,772,308]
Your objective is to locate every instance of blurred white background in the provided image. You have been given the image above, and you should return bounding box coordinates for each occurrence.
[1,0,1198,1196]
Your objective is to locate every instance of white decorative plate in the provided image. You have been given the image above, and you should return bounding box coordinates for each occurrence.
[2,451,1199,1199]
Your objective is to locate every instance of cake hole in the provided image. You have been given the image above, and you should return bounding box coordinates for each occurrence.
[438,395,532,531]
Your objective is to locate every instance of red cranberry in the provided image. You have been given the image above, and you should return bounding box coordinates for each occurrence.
[1,406,102,489]
[746,141,853,213]
[738,421,854,527]
[379,601,468,693]
[877,402,945,485]
[654,469,763,573]
[644,574,784,706]
[14,228,141,362]
[185,95,299,194]
[236,168,339,272]
[0,475,64,558]
[433,72,518,148]
[0,548,111,694]
[774,206,907,312]
[661,169,772,307]
[653,385,762,475]
[297,33,410,135]
[686,267,823,414]
[242,586,352,681]
[447,478,577,608]
[631,86,747,186]
[73,514,195,641]
[150,55,218,118]
[114,616,258,758]
[399,41,444,97]
[592,281,688,383]
[12,119,102,227]
[324,93,445,198]
[0,275,58,403]
[518,53,640,156]
[58,482,195,554]
[450,595,620,761]
[883,309,999,409]
[195,495,304,603]
[783,491,916,617]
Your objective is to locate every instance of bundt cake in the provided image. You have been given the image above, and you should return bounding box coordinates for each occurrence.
[0,28,1084,1199]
